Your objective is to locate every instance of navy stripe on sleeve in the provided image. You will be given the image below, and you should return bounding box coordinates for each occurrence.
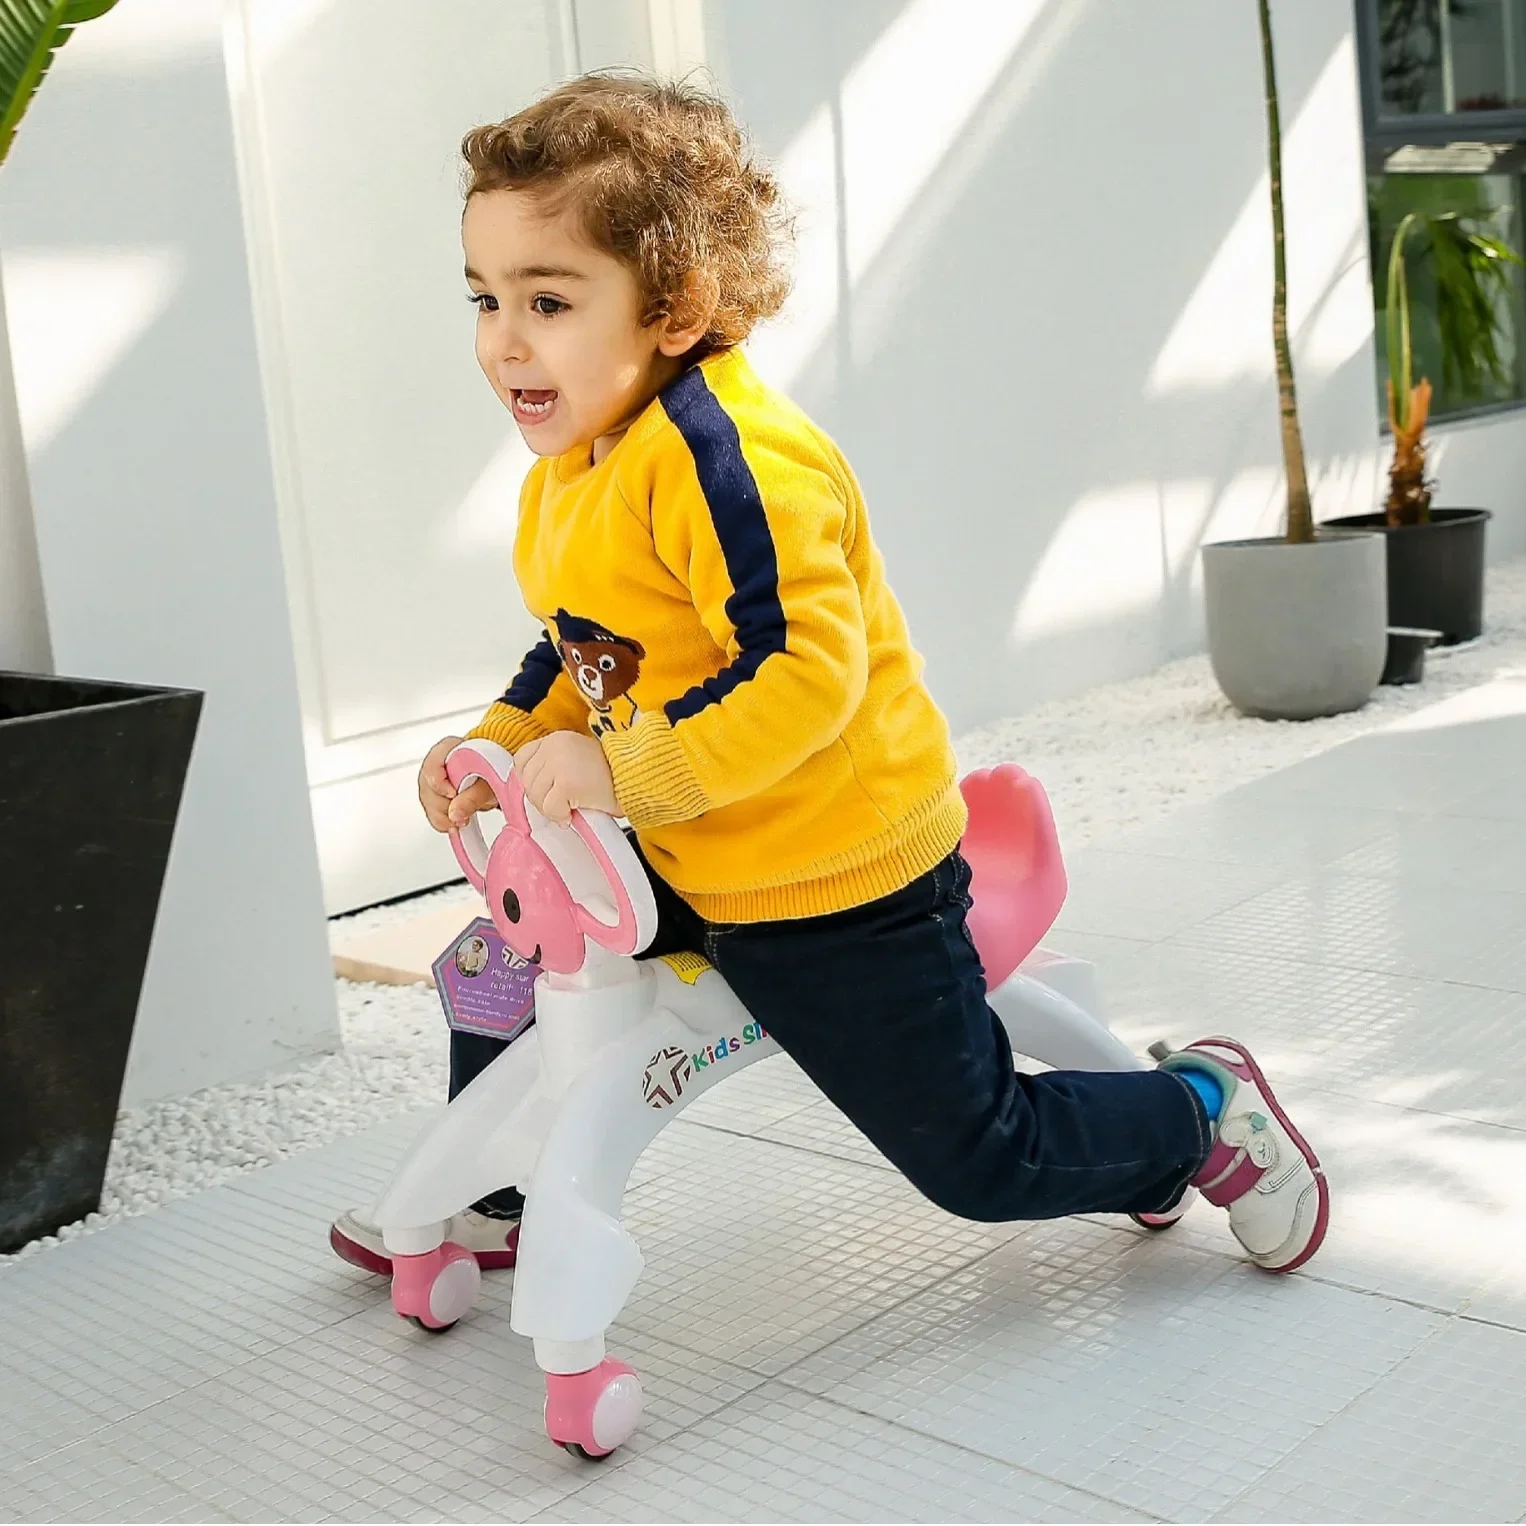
[659,367,787,725]
[498,632,562,714]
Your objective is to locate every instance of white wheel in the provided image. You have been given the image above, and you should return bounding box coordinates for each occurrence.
[590,1371,644,1452]
[428,1254,482,1325]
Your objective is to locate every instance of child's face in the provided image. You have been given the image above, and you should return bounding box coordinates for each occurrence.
[464,190,686,459]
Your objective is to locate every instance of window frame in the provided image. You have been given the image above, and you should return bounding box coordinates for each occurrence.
[1357,0,1526,426]
[1355,0,1526,149]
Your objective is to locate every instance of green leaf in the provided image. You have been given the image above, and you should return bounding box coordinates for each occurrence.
[1386,213,1419,430]
[0,0,121,167]
[1425,213,1522,398]
[1385,205,1525,408]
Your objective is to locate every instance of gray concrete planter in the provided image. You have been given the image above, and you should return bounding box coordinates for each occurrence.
[1202,531,1387,721]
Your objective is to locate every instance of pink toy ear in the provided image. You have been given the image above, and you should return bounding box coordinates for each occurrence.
[568,811,656,956]
[444,742,527,894]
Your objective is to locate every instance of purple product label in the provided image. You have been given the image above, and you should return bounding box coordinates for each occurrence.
[433,916,539,1041]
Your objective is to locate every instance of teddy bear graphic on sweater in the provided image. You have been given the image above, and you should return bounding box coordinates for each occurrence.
[551,609,645,737]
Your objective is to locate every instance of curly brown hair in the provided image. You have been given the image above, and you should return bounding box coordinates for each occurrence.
[461,72,792,356]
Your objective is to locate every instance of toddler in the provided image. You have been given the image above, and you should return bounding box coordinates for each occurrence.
[332,73,1327,1280]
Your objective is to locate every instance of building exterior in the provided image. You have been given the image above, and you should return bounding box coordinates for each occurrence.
[3,0,1523,1091]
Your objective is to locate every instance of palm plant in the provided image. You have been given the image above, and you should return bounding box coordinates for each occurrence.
[1258,0,1314,545]
[1,0,120,167]
[1383,208,1523,524]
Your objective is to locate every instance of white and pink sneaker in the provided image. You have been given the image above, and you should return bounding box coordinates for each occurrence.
[1155,1036,1329,1273]
[330,1207,520,1277]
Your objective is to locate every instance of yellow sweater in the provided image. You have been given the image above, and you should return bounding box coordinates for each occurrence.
[467,347,966,922]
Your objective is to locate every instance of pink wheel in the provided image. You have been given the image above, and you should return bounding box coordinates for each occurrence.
[544,1358,644,1459]
[389,1241,481,1331]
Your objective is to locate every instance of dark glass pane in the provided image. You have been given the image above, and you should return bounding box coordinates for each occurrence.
[1368,171,1526,419]
[1379,0,1526,116]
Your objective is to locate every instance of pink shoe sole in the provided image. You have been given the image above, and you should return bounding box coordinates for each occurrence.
[328,1223,520,1277]
[1186,1035,1330,1274]
[1130,1186,1196,1231]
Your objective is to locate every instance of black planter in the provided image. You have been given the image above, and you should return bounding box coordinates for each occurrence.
[1,672,201,1252]
[1381,627,1442,686]
[1322,508,1490,646]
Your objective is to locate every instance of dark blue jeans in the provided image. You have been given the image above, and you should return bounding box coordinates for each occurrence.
[452,843,1211,1222]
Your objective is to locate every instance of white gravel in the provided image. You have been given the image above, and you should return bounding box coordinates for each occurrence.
[6,553,1525,1265]
[334,879,482,940]
[957,554,1526,851]
[3,981,449,1265]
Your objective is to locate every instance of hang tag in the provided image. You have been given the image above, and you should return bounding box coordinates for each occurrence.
[432,915,539,1041]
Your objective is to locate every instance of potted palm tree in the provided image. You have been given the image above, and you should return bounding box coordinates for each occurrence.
[1323,207,1522,647]
[1200,0,1387,720]
[1,1,203,1253]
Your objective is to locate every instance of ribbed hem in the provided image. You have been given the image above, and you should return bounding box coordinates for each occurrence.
[676,781,968,922]
[603,711,711,829]
[465,702,549,757]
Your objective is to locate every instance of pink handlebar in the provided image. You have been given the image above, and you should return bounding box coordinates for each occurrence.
[444,744,533,892]
[443,741,653,972]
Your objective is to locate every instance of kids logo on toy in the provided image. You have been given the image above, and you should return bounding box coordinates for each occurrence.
[639,1022,769,1109]
[640,1047,691,1108]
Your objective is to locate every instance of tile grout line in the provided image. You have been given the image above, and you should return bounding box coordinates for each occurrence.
[1456,1308,1526,1338]
[1289,1271,1486,1322]
[657,1116,1519,1331]
[674,1090,823,1142]
[676,1114,900,1175]
[1295,1080,1526,1139]
[93,1435,240,1525]
[750,1380,1172,1524]
[1150,928,1526,998]
[746,1220,1149,1390]
[607,1220,1137,1394]
[1204,1316,1461,1522]
[0,1282,399,1484]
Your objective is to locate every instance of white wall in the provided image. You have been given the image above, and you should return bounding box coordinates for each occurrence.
[1430,412,1526,560]
[707,0,1390,732]
[0,0,337,1103]
[224,0,587,915]
[12,0,1517,965]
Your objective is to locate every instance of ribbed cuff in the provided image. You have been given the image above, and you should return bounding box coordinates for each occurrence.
[602,711,710,829]
[465,702,549,757]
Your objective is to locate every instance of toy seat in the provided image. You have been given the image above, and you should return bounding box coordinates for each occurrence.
[959,765,1067,989]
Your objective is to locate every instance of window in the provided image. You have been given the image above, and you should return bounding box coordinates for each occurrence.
[1377,0,1526,117]
[1368,168,1526,417]
[1357,0,1526,420]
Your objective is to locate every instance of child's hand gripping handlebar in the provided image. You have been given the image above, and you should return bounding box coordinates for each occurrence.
[445,741,659,975]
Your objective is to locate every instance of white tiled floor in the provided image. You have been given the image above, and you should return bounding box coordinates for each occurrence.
[5,688,1526,1522]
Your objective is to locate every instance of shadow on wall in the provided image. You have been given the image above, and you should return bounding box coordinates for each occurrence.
[1,0,1389,758]
[707,0,1384,733]
[0,0,338,1103]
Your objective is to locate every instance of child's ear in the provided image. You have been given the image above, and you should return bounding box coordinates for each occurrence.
[657,269,720,357]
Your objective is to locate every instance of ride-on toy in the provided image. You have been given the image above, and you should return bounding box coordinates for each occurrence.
[367,741,1177,1459]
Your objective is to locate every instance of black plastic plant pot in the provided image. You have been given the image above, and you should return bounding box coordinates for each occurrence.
[1322,508,1490,646]
[0,672,202,1253]
[1381,627,1442,687]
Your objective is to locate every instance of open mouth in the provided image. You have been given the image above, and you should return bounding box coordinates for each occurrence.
[530,943,542,966]
[511,388,558,426]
